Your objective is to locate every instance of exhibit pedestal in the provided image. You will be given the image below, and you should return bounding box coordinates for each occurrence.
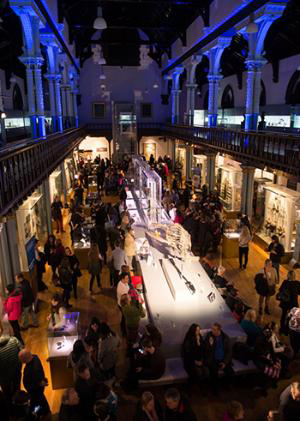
[222,233,239,258]
[48,356,74,389]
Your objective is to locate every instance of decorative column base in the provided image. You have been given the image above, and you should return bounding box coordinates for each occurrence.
[245,113,259,131]
[38,116,46,139]
[30,116,38,139]
[208,114,218,128]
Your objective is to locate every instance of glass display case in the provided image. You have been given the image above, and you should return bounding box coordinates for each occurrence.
[16,192,48,271]
[4,117,30,129]
[218,165,242,211]
[49,170,63,203]
[47,312,79,389]
[257,184,300,252]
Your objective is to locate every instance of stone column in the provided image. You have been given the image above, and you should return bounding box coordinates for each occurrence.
[33,58,46,138]
[186,83,197,126]
[186,145,193,181]
[240,166,255,219]
[21,58,37,137]
[72,90,79,128]
[207,74,222,127]
[206,153,216,192]
[245,58,266,131]
[54,76,63,132]
[42,178,52,235]
[171,89,181,125]
[45,74,56,132]
[65,85,74,127]
[61,85,67,129]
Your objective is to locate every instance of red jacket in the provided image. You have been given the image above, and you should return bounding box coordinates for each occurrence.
[4,292,22,321]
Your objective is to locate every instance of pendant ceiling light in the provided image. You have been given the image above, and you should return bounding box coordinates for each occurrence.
[93,6,107,30]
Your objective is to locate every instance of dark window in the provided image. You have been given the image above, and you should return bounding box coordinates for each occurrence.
[93,103,105,118]
[286,70,300,105]
[260,80,266,106]
[221,85,234,109]
[12,84,23,111]
[141,103,152,118]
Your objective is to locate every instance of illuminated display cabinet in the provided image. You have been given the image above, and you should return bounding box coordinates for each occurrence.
[218,164,242,212]
[257,184,300,253]
[47,312,79,389]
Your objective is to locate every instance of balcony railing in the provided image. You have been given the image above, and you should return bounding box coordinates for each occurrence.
[0,127,85,216]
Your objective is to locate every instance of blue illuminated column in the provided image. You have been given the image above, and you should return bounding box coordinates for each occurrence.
[170,66,184,124]
[54,75,63,132]
[185,53,202,126]
[245,58,266,131]
[34,57,46,138]
[205,36,231,127]
[20,57,37,137]
[243,2,287,130]
[72,89,79,128]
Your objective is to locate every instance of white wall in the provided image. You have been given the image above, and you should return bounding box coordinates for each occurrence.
[139,136,169,160]
[78,136,110,160]
[79,57,169,124]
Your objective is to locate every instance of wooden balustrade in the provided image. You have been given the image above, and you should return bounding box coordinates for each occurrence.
[0,122,299,216]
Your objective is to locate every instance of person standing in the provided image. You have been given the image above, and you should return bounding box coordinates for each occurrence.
[133,391,163,421]
[268,235,285,280]
[277,270,300,334]
[15,273,38,329]
[51,195,65,234]
[65,247,81,300]
[121,294,145,349]
[111,240,128,287]
[19,350,50,417]
[58,257,73,308]
[88,243,103,294]
[117,273,130,337]
[124,228,136,271]
[3,284,23,345]
[98,323,120,380]
[255,259,278,316]
[0,334,23,402]
[238,219,252,270]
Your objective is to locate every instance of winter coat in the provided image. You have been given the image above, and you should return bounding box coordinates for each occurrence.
[4,291,22,321]
[124,232,136,257]
[98,334,120,371]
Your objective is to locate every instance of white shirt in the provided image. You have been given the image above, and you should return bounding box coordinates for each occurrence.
[112,247,128,271]
[117,281,129,306]
[169,207,177,222]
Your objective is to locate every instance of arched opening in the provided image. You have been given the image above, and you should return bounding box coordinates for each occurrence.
[12,83,23,110]
[203,91,209,111]
[221,85,234,109]
[286,70,300,105]
[260,80,266,106]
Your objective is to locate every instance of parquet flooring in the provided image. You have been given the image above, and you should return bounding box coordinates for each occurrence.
[10,195,300,420]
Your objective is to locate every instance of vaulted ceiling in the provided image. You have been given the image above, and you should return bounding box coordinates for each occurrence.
[58,0,212,67]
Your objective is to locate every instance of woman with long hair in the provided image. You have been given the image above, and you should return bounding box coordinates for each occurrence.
[181,323,208,382]
[88,243,103,294]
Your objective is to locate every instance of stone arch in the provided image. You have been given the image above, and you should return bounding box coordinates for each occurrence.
[260,80,266,106]
[285,70,300,105]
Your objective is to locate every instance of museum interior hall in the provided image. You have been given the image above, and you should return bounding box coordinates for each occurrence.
[1,0,300,420]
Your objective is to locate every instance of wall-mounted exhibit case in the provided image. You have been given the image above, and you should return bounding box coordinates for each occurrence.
[16,191,48,271]
[49,170,63,203]
[217,165,242,212]
[257,184,300,252]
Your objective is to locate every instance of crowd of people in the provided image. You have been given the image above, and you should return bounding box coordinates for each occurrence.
[1,153,300,421]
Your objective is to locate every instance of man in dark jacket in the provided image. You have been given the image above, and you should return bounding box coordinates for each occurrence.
[135,338,166,381]
[0,334,22,400]
[15,273,38,329]
[164,388,197,421]
[204,323,232,393]
[268,235,285,279]
[19,350,50,416]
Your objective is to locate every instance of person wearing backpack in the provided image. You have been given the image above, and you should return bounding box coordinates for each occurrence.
[255,259,278,316]
[277,270,300,334]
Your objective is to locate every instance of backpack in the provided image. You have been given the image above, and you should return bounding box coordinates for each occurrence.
[276,284,291,303]
[254,273,269,296]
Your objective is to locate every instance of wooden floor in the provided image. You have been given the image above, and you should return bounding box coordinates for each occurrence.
[17,200,300,421]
